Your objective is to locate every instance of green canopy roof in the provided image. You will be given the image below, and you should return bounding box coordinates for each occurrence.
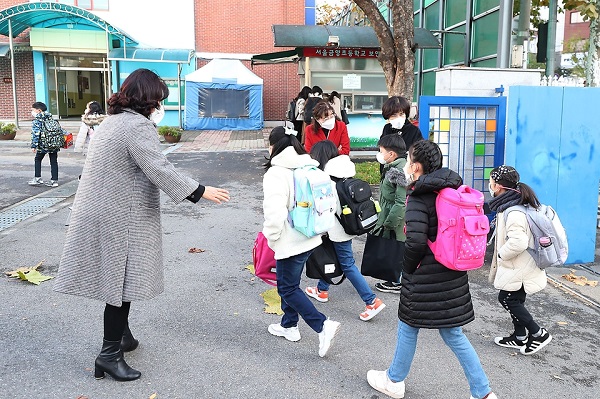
[0,2,137,45]
[108,48,195,64]
[272,25,440,50]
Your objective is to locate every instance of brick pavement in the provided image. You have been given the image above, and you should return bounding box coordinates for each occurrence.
[174,129,270,152]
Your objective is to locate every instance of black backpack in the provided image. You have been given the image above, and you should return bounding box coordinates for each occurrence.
[286,99,297,122]
[39,117,65,152]
[335,178,380,235]
[303,97,319,124]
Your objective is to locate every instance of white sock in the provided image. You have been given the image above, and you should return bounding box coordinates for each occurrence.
[532,328,543,337]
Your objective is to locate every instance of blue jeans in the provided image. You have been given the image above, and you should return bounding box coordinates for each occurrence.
[388,321,491,399]
[317,240,376,305]
[276,249,327,333]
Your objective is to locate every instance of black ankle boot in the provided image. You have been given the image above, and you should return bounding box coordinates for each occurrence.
[121,324,139,352]
[95,339,141,381]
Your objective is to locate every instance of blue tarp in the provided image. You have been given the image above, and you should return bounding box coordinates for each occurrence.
[184,59,263,130]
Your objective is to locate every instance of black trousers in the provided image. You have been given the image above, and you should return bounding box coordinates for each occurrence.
[34,151,58,181]
[498,286,540,337]
[103,302,131,341]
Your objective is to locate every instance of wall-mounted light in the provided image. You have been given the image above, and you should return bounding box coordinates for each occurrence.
[326,35,339,48]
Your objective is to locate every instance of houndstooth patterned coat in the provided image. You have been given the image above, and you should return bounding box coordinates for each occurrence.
[54,109,199,306]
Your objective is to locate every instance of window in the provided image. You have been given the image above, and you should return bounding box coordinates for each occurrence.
[472,12,498,60]
[570,12,585,24]
[199,89,250,119]
[443,26,466,65]
[29,0,109,10]
[473,0,499,16]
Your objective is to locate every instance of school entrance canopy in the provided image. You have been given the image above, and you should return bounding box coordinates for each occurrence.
[0,2,137,127]
[185,59,263,130]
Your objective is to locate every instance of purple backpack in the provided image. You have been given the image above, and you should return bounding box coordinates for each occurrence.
[428,185,490,271]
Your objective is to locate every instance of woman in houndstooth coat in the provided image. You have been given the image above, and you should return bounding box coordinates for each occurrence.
[54,69,229,382]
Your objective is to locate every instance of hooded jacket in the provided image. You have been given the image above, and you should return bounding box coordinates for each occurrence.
[489,208,547,294]
[374,157,408,241]
[323,155,356,242]
[74,113,108,153]
[398,168,475,329]
[262,146,323,259]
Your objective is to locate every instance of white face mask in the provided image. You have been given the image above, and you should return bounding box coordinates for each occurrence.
[150,105,165,124]
[403,162,414,185]
[488,183,496,197]
[320,118,335,130]
[390,116,406,130]
[31,110,38,118]
[376,152,387,165]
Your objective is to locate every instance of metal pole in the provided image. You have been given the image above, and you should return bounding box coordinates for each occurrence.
[105,28,113,97]
[516,0,531,46]
[177,63,182,129]
[496,0,514,68]
[8,19,19,128]
[545,0,558,77]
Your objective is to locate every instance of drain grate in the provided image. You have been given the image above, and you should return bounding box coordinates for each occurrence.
[0,197,64,232]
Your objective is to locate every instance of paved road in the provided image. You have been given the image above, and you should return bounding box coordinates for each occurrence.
[1,143,599,399]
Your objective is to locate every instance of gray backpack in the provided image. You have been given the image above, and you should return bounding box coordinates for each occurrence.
[504,204,568,269]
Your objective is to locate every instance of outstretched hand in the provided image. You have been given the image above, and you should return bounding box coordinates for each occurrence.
[202,186,230,204]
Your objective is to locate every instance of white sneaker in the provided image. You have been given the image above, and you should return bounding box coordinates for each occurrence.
[45,180,58,187]
[318,319,340,357]
[28,177,43,186]
[268,323,301,342]
[367,369,405,399]
[470,393,498,399]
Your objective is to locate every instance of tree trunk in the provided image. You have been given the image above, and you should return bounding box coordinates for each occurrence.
[353,0,415,98]
[587,17,600,87]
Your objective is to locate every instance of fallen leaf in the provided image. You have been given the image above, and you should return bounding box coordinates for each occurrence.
[260,288,283,315]
[16,270,53,285]
[188,247,205,253]
[6,260,45,277]
[76,396,89,399]
[149,393,157,399]
[561,271,598,287]
[557,321,568,326]
[553,375,564,380]
[246,264,256,275]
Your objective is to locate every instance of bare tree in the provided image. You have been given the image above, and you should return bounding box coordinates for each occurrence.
[353,0,414,97]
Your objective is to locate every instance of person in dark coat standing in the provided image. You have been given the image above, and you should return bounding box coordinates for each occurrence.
[367,140,497,399]
[54,69,230,382]
[379,96,423,176]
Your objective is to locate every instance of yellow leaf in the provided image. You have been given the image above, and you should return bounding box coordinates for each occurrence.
[260,288,283,315]
[17,269,53,285]
[6,260,45,277]
[246,264,255,275]
[557,321,568,326]
[149,393,157,399]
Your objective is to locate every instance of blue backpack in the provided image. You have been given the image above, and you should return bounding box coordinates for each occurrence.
[289,165,337,237]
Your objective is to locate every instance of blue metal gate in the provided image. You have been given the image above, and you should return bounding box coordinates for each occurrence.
[418,96,507,193]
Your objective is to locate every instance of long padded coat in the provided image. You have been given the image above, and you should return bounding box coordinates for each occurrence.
[398,168,475,329]
[54,110,199,306]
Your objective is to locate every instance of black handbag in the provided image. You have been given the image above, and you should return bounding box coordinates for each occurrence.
[340,109,350,125]
[361,228,404,282]
[306,236,346,285]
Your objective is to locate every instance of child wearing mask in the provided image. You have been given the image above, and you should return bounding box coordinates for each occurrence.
[263,126,341,357]
[372,133,408,293]
[379,96,423,176]
[305,140,386,321]
[28,101,62,187]
[488,165,553,355]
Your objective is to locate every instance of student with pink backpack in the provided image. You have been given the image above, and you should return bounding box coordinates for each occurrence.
[367,140,497,399]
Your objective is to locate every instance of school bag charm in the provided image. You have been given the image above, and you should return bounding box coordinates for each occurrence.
[428,185,490,271]
[289,165,337,237]
[503,204,568,269]
[335,177,380,235]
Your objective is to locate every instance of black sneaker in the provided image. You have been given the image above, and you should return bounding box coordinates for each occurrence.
[520,328,552,355]
[375,281,402,293]
[494,333,527,349]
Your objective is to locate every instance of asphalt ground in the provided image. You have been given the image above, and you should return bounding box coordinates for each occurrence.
[1,139,599,398]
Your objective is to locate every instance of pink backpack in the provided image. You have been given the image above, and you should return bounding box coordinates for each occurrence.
[253,232,277,285]
[428,185,490,271]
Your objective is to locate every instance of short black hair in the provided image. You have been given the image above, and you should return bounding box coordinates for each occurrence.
[377,133,406,158]
[32,102,47,112]
[382,96,411,120]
